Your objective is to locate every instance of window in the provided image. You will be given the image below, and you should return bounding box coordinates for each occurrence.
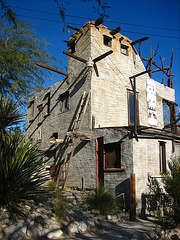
[159,142,166,174]
[37,127,42,141]
[163,100,177,132]
[28,100,34,121]
[128,91,139,125]
[46,93,50,115]
[103,35,112,47]
[53,132,58,140]
[104,142,121,169]
[121,44,129,56]
[60,91,69,113]
[38,105,43,125]
[37,105,43,141]
[69,40,75,53]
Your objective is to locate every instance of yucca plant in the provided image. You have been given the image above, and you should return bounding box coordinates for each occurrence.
[0,133,49,213]
[0,95,25,136]
[84,185,116,215]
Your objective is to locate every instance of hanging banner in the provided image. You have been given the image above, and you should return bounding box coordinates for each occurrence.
[147,79,157,125]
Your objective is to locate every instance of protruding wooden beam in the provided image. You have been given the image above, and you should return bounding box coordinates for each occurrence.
[93,50,113,63]
[110,26,121,36]
[63,51,87,63]
[95,17,103,27]
[119,36,124,42]
[67,25,80,31]
[131,37,149,46]
[36,63,68,77]
[67,131,90,140]
[50,139,64,144]
[151,67,169,73]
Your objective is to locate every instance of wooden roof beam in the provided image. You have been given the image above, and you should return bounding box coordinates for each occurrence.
[67,25,80,31]
[95,17,103,27]
[110,26,121,36]
[63,51,87,63]
[36,63,68,77]
[131,37,149,46]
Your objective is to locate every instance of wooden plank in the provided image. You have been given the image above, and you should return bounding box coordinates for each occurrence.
[50,139,64,144]
[129,70,150,79]
[110,26,121,36]
[67,25,80,31]
[56,139,64,143]
[78,90,91,131]
[93,50,113,63]
[36,63,68,77]
[130,173,136,220]
[131,37,149,46]
[95,18,103,27]
[67,131,90,139]
[73,92,86,131]
[63,51,87,63]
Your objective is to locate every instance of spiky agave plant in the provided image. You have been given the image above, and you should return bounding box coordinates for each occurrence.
[0,133,49,213]
[84,185,116,215]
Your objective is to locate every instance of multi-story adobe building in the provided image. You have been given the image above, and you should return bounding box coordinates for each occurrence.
[26,20,180,214]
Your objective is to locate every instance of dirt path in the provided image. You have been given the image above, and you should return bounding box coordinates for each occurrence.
[64,218,161,240]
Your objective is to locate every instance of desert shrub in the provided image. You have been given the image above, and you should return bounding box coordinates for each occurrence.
[83,186,117,215]
[0,133,49,214]
[47,180,57,193]
[163,158,180,224]
[147,158,180,225]
[55,190,66,219]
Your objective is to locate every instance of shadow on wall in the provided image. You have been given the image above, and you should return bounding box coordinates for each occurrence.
[115,178,130,211]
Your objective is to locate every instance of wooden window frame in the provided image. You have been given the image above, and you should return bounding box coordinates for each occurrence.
[37,104,43,125]
[128,91,139,126]
[103,35,112,47]
[159,141,166,174]
[121,44,129,56]
[28,100,34,122]
[103,141,125,172]
[46,92,50,116]
[59,91,70,113]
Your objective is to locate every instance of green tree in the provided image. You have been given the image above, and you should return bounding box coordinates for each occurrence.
[0,0,16,25]
[0,20,59,102]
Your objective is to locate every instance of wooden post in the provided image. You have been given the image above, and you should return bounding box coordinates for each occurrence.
[130,173,136,220]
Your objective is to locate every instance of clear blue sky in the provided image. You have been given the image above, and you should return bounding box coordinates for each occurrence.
[2,0,180,110]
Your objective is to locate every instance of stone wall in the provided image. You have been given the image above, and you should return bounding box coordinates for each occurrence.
[133,138,173,210]
[90,23,175,129]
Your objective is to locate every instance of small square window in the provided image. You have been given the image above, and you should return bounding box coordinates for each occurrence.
[121,44,129,56]
[53,132,58,140]
[59,91,69,113]
[104,142,121,169]
[103,35,112,47]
